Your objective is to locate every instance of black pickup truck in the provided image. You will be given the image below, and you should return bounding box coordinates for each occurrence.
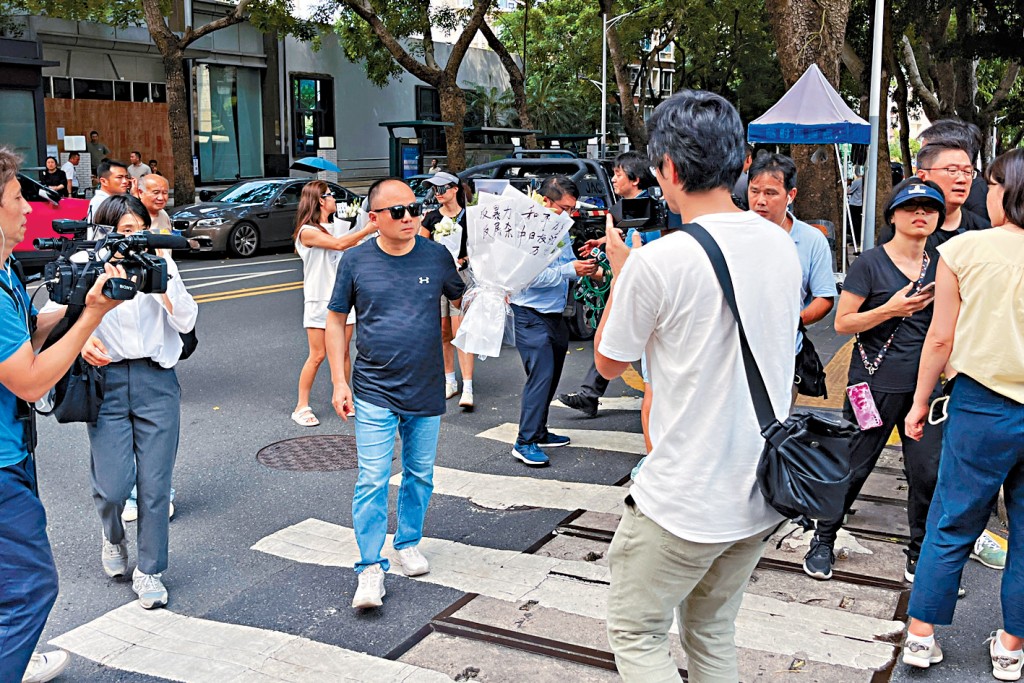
[460,158,615,340]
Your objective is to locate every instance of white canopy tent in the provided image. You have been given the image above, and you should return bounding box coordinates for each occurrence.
[747,64,871,273]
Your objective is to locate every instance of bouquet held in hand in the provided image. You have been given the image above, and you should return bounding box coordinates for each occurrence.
[453,185,573,357]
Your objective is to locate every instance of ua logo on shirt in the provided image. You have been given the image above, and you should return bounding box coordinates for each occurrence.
[419,277,430,284]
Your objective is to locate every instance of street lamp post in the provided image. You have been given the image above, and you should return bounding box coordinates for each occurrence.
[600,9,638,159]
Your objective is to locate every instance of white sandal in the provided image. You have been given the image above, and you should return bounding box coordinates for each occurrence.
[291,406,320,427]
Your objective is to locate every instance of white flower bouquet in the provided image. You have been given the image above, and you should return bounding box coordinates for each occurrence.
[452,185,573,358]
[432,215,462,260]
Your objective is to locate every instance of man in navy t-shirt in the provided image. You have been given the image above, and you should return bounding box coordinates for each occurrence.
[325,178,464,610]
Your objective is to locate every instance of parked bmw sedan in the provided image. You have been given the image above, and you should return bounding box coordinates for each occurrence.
[169,178,361,257]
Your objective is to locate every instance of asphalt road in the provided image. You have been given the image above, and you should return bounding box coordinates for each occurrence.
[28,250,1007,682]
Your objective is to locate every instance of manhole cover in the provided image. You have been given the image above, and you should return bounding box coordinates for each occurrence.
[257,435,359,471]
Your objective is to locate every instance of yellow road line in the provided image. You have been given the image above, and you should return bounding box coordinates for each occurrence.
[195,281,303,304]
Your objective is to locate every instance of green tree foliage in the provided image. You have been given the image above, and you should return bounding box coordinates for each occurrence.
[465,84,514,128]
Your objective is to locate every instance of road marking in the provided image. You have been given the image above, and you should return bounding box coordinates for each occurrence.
[253,519,903,670]
[476,423,646,455]
[177,256,301,274]
[550,396,642,412]
[50,602,449,682]
[183,270,293,290]
[194,281,303,304]
[389,466,627,513]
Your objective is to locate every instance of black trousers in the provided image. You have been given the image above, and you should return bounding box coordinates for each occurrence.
[816,386,942,558]
[512,304,569,445]
[579,360,610,400]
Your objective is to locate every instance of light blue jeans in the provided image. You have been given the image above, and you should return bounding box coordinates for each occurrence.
[352,396,441,574]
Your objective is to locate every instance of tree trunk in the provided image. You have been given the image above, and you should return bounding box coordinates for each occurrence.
[438,79,468,171]
[764,0,852,229]
[893,63,913,177]
[163,52,194,205]
[479,22,536,149]
[604,19,647,153]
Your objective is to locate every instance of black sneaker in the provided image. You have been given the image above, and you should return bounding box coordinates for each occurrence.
[905,555,917,583]
[557,393,599,418]
[803,538,835,580]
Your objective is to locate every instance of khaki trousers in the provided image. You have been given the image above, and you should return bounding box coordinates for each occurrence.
[606,498,770,683]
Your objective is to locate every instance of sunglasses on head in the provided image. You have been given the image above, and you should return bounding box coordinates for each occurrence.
[369,202,424,219]
[321,191,334,198]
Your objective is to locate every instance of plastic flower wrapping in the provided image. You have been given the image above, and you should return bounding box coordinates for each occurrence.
[453,185,573,358]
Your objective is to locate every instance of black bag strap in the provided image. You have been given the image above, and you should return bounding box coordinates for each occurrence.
[679,223,779,432]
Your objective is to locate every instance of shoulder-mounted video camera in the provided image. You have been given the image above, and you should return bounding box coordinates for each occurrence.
[34,219,188,307]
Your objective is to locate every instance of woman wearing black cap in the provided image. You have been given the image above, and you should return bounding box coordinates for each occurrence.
[802,177,946,585]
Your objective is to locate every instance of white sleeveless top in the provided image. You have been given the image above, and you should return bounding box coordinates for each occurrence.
[295,224,341,303]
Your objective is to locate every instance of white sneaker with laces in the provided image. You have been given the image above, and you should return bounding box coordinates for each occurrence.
[22,650,70,683]
[352,564,386,608]
[988,630,1024,681]
[101,537,128,578]
[397,546,430,576]
[458,388,474,411]
[121,498,138,523]
[132,568,168,609]
[445,381,459,399]
[903,636,943,669]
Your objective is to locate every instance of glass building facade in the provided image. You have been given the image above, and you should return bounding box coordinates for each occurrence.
[194,64,264,183]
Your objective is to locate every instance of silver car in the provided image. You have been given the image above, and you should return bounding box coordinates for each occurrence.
[170,178,360,258]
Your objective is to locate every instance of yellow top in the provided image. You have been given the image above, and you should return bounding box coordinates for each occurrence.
[938,227,1024,404]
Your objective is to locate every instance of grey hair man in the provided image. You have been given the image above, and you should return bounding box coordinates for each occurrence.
[595,91,801,681]
[138,174,172,233]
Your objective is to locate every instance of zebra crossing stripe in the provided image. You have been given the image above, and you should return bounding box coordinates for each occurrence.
[476,423,646,455]
[252,519,902,670]
[49,602,450,682]
[550,396,643,411]
[389,466,628,513]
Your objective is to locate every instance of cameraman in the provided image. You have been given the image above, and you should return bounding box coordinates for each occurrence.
[0,148,126,682]
[558,152,656,419]
[80,195,197,611]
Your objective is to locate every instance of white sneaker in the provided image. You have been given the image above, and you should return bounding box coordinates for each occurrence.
[903,636,944,669]
[132,568,168,609]
[352,564,386,609]
[445,381,459,399]
[458,388,474,411]
[397,546,430,577]
[988,630,1024,681]
[121,498,138,523]
[122,499,175,522]
[101,537,128,578]
[22,650,70,683]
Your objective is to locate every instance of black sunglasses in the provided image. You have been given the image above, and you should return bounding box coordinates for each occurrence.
[433,184,456,194]
[369,202,424,219]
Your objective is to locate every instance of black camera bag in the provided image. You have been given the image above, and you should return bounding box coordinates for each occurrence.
[794,322,828,398]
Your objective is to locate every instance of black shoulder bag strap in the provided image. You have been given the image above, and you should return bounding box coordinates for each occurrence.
[679,223,783,441]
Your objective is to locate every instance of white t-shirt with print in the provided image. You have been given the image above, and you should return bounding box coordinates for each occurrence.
[599,211,802,543]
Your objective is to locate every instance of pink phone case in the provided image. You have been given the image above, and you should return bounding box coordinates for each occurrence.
[846,382,883,430]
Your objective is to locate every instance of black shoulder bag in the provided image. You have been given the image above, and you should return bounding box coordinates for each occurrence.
[794,321,828,398]
[680,224,857,530]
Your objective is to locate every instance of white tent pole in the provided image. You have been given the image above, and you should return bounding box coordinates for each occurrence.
[862,0,885,252]
[835,144,848,274]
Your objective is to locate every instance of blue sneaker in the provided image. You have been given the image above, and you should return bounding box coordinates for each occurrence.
[512,443,550,466]
[537,432,571,448]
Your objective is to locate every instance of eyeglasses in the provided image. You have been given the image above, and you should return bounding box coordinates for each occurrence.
[321,191,335,198]
[896,201,940,214]
[919,166,978,179]
[555,202,576,214]
[369,202,424,219]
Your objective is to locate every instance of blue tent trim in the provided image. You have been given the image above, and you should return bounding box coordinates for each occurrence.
[748,122,871,145]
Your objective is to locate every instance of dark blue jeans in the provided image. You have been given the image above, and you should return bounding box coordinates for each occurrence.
[512,305,569,445]
[0,456,59,682]
[909,376,1024,634]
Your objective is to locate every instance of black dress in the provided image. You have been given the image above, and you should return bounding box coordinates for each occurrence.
[40,170,68,197]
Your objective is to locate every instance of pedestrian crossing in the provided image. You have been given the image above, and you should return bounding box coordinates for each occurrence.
[49,408,907,681]
[51,602,450,682]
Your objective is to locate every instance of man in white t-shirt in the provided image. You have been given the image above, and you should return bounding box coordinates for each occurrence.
[595,90,802,682]
[61,152,81,197]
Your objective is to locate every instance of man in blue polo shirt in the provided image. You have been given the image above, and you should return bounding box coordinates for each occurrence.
[0,147,126,682]
[748,153,837,348]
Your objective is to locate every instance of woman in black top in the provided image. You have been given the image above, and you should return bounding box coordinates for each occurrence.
[803,178,946,584]
[40,156,67,197]
[418,172,474,410]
